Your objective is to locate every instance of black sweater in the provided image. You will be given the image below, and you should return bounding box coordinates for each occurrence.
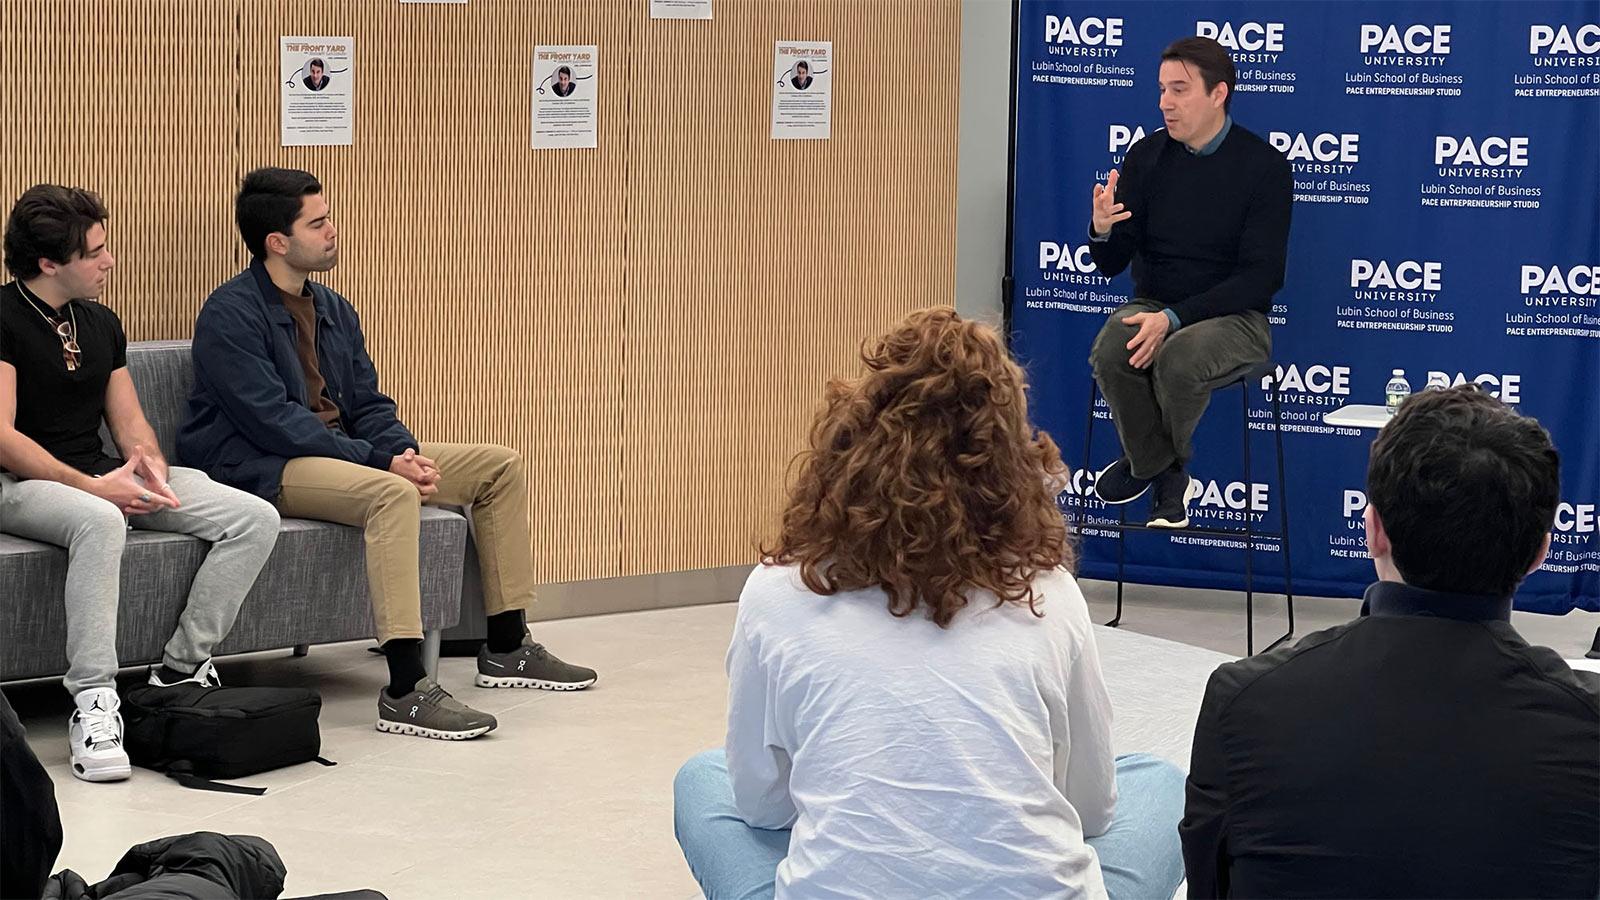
[1087,124,1292,325]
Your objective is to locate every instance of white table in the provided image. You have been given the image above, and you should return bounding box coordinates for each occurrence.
[1323,403,1393,430]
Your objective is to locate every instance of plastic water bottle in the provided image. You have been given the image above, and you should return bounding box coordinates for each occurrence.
[1385,369,1411,415]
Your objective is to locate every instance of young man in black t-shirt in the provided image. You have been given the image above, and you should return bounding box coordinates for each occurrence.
[0,185,281,783]
[1085,37,1293,529]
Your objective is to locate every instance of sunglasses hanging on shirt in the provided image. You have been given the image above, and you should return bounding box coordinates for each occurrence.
[17,284,82,371]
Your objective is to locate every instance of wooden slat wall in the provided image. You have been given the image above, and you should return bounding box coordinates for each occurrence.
[621,0,961,574]
[1,1,958,584]
[0,1,241,338]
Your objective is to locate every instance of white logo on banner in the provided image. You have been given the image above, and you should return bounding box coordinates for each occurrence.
[1556,503,1598,534]
[1435,136,1529,167]
[1045,16,1123,46]
[1522,265,1599,296]
[1188,479,1272,525]
[1351,259,1443,291]
[1263,364,1352,395]
[1360,24,1452,55]
[1197,20,1285,52]
[1038,242,1097,273]
[1108,124,1148,155]
[1530,24,1600,55]
[1271,131,1360,163]
[1423,371,1523,403]
[1343,490,1369,519]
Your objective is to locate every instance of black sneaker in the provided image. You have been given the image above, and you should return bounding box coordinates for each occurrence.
[476,638,597,691]
[1093,457,1154,504]
[1148,468,1198,529]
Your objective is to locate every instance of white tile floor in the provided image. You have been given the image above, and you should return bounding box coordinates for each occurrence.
[8,581,1597,899]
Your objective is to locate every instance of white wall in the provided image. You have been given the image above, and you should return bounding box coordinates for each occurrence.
[955,0,1014,328]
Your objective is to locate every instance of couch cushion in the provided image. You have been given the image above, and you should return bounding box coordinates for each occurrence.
[100,339,193,460]
[0,508,466,683]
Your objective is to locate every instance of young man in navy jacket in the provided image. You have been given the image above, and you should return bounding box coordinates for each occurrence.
[180,168,596,741]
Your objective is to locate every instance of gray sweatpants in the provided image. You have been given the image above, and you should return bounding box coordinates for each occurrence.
[1089,299,1271,481]
[0,466,279,695]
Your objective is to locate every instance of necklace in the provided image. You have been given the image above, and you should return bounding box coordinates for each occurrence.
[15,282,81,372]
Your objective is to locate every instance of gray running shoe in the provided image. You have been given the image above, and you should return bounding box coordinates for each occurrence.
[476,638,597,691]
[377,678,497,740]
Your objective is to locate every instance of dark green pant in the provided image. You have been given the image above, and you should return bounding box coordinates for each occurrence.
[1089,299,1271,481]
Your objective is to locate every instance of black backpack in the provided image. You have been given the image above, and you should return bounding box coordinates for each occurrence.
[121,684,331,794]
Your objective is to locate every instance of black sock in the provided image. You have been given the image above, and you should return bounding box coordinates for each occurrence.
[155,664,193,685]
[485,609,527,654]
[382,639,427,697]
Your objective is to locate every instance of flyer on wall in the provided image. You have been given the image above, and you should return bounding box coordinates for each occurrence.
[650,0,711,20]
[280,36,354,147]
[532,45,599,150]
[771,41,832,140]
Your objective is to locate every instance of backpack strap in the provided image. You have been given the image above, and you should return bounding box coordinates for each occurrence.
[163,761,268,796]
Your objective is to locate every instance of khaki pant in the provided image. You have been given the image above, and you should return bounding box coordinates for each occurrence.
[277,442,533,643]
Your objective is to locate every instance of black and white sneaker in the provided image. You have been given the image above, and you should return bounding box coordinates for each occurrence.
[1148,468,1199,529]
[68,688,131,783]
[147,658,221,688]
[1093,457,1154,504]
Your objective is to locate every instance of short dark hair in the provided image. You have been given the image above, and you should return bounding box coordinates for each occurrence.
[1161,36,1236,112]
[1367,386,1560,598]
[309,58,325,71]
[236,167,322,259]
[557,65,572,77]
[796,60,810,72]
[3,185,109,280]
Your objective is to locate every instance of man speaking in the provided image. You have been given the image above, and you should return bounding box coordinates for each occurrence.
[1085,36,1292,529]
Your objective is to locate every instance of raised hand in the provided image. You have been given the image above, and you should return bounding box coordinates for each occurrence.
[1092,169,1133,237]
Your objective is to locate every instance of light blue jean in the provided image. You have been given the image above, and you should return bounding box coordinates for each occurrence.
[673,750,1186,900]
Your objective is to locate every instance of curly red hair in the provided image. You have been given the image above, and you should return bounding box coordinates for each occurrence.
[763,307,1073,628]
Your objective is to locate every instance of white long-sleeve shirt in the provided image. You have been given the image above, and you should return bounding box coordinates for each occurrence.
[725,563,1118,899]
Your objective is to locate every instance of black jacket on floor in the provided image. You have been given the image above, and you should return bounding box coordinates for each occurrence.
[1180,580,1600,898]
[1,689,63,900]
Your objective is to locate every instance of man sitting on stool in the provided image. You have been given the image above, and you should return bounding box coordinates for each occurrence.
[1086,36,1292,529]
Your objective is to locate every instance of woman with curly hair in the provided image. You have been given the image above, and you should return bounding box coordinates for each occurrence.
[673,308,1185,899]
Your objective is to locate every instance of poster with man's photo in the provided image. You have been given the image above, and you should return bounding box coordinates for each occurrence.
[531,45,599,150]
[771,41,832,140]
[280,36,354,146]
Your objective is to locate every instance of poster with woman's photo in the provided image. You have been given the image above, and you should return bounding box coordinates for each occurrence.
[771,41,831,140]
[531,45,598,150]
[280,36,354,146]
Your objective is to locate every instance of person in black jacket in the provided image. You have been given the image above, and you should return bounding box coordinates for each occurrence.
[1084,37,1292,530]
[179,168,597,744]
[1179,386,1600,898]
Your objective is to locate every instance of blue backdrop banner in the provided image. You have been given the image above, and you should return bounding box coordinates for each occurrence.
[1007,1,1600,612]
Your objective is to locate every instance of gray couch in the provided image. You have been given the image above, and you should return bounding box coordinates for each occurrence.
[0,340,465,684]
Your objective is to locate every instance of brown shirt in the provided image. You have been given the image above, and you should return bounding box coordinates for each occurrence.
[278,286,343,430]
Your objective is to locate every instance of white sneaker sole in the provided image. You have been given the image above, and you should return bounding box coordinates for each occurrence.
[474,673,596,691]
[72,760,132,782]
[375,720,493,741]
[1148,481,1201,529]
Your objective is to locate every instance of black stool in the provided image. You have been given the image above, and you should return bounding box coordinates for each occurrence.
[1079,360,1294,655]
